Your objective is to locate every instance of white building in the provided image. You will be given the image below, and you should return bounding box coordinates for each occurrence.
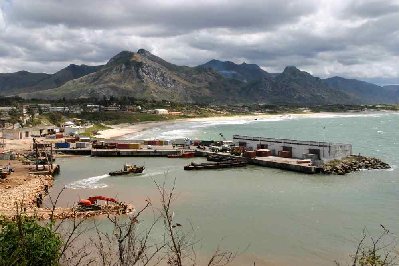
[49,106,69,112]
[233,135,352,162]
[154,109,169,115]
[1,126,58,140]
[64,125,86,136]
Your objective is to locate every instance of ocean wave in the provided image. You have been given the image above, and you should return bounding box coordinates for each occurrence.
[66,174,109,189]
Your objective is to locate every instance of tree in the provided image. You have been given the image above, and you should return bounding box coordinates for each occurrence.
[336,225,398,266]
[0,215,62,266]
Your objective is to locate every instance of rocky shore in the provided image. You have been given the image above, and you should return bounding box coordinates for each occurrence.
[322,155,391,175]
[0,174,54,217]
[0,161,133,220]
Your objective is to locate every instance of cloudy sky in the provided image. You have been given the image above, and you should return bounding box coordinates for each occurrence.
[0,0,398,84]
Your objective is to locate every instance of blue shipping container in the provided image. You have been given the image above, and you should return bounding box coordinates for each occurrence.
[55,142,70,149]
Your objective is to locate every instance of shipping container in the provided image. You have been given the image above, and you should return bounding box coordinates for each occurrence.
[55,133,64,139]
[116,143,129,149]
[127,143,140,149]
[244,151,256,158]
[65,138,76,143]
[55,142,70,149]
[76,142,88,148]
[79,137,91,142]
[256,149,272,157]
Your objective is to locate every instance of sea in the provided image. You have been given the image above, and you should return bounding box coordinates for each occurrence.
[49,111,399,265]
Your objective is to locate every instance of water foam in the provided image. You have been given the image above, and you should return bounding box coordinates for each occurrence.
[66,174,109,189]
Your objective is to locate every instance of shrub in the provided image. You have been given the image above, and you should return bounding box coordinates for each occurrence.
[0,216,62,266]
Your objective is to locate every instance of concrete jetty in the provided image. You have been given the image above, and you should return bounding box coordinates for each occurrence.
[196,150,319,174]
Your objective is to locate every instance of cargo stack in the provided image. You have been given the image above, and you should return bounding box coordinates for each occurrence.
[116,143,140,149]
[256,149,272,157]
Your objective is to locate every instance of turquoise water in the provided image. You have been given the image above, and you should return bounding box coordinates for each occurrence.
[50,112,399,265]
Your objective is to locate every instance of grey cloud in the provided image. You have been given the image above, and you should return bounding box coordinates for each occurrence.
[344,0,399,18]
[4,0,316,35]
[0,0,398,84]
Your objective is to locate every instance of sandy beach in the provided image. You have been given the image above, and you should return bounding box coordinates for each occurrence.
[95,112,337,140]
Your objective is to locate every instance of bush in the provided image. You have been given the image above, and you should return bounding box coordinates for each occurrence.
[0,216,62,266]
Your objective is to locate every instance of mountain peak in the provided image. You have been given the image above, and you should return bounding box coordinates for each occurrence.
[137,48,152,56]
[107,51,134,65]
[283,66,301,74]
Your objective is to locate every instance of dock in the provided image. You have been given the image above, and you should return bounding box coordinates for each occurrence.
[197,150,319,174]
[250,156,318,174]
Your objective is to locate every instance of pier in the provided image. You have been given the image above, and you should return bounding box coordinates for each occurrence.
[197,150,319,174]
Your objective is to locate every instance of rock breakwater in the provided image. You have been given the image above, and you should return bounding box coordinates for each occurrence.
[322,155,390,175]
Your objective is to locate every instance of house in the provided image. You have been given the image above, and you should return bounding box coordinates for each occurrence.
[37,104,51,113]
[64,125,86,136]
[1,126,59,140]
[154,109,169,115]
[0,107,16,113]
[49,106,69,112]
[86,105,100,112]
[101,106,121,112]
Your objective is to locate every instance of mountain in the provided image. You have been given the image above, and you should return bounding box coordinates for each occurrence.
[20,50,358,105]
[4,49,398,105]
[0,71,51,95]
[235,66,354,105]
[323,77,399,104]
[0,64,100,96]
[199,59,271,82]
[21,49,245,103]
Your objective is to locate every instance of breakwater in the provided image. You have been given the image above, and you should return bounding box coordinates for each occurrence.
[322,155,391,175]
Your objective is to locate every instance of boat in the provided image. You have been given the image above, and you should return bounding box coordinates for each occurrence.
[168,152,195,158]
[109,164,145,176]
[184,159,247,170]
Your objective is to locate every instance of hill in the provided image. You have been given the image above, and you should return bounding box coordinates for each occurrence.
[323,77,399,104]
[3,49,398,105]
[0,64,100,96]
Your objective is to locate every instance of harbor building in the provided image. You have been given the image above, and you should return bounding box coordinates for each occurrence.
[233,135,352,162]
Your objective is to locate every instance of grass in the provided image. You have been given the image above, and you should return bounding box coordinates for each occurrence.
[80,123,111,137]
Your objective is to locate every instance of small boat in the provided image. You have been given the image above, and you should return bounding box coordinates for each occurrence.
[109,164,145,176]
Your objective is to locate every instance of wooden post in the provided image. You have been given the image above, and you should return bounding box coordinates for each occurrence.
[33,138,39,171]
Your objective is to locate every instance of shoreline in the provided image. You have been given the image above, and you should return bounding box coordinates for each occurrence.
[96,110,397,140]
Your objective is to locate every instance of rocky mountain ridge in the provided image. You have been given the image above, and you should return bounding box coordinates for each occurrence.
[1,49,398,105]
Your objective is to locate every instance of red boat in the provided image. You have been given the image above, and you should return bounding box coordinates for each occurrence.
[168,152,195,158]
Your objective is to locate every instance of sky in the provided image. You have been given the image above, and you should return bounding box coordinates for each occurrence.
[0,0,398,85]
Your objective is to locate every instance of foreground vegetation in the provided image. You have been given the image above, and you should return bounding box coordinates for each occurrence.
[0,181,397,266]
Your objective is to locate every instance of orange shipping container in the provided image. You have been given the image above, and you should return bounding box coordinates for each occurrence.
[127,143,140,149]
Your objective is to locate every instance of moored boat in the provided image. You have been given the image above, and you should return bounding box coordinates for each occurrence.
[168,152,195,158]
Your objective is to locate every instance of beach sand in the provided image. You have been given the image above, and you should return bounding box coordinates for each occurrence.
[95,112,321,140]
